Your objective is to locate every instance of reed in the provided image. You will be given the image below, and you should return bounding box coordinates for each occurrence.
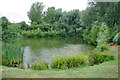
[2,43,23,67]
[51,54,89,69]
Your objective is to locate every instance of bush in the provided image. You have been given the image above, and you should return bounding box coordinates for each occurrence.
[51,54,89,69]
[82,26,91,44]
[31,61,48,70]
[95,23,110,52]
[2,23,21,43]
[91,51,115,64]
[109,29,118,42]
[95,44,109,52]
[90,25,99,45]
[91,52,104,64]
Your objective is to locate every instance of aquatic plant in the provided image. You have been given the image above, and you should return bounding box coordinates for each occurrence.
[51,54,89,69]
[2,43,23,66]
[66,54,89,68]
[31,60,48,70]
[51,56,66,69]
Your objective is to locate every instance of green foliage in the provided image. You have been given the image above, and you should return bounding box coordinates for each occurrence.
[31,60,48,70]
[0,17,22,43]
[95,23,110,51]
[51,56,66,69]
[2,43,23,66]
[82,26,91,43]
[43,7,56,24]
[19,21,29,30]
[2,23,21,43]
[82,2,120,28]
[91,51,115,64]
[90,23,99,45]
[28,2,44,24]
[81,7,97,27]
[51,54,89,69]
[109,29,118,42]
[66,54,89,68]
[91,52,104,63]
[0,17,10,30]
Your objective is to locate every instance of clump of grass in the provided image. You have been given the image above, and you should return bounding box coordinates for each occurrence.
[66,54,89,68]
[2,43,23,67]
[31,60,49,70]
[51,56,66,69]
[51,54,89,69]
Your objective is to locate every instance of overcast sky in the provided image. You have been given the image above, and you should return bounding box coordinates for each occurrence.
[0,0,88,24]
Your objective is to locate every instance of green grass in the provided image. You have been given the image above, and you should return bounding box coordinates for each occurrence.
[1,60,118,78]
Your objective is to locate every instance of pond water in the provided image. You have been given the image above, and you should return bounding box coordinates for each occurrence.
[16,37,95,69]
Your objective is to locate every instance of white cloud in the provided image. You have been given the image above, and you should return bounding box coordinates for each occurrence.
[0,0,88,24]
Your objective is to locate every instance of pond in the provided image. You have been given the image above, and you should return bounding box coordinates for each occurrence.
[16,37,95,69]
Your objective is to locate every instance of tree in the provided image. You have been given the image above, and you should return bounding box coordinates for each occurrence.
[81,7,98,27]
[61,9,81,26]
[0,17,10,30]
[43,7,56,24]
[85,2,120,29]
[0,17,21,43]
[55,8,63,21]
[19,21,29,30]
[28,2,44,24]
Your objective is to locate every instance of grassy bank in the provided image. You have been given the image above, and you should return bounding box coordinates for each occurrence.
[1,46,118,78]
[1,60,118,78]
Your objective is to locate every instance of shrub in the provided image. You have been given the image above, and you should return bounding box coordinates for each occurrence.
[91,52,104,64]
[91,51,115,64]
[95,23,110,52]
[102,51,115,61]
[95,44,109,52]
[90,25,99,45]
[31,60,48,70]
[82,26,91,44]
[109,29,118,42]
[2,23,21,43]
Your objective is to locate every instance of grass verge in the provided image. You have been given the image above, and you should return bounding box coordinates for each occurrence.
[1,59,118,78]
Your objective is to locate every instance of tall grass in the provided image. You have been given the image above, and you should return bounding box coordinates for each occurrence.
[2,43,23,66]
[51,54,89,69]
[31,60,49,70]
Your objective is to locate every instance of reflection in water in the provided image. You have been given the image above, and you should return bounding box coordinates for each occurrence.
[23,46,32,69]
[16,38,95,69]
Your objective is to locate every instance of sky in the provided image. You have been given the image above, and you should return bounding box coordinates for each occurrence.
[0,0,88,24]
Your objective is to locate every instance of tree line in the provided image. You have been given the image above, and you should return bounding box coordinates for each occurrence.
[1,1,120,44]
